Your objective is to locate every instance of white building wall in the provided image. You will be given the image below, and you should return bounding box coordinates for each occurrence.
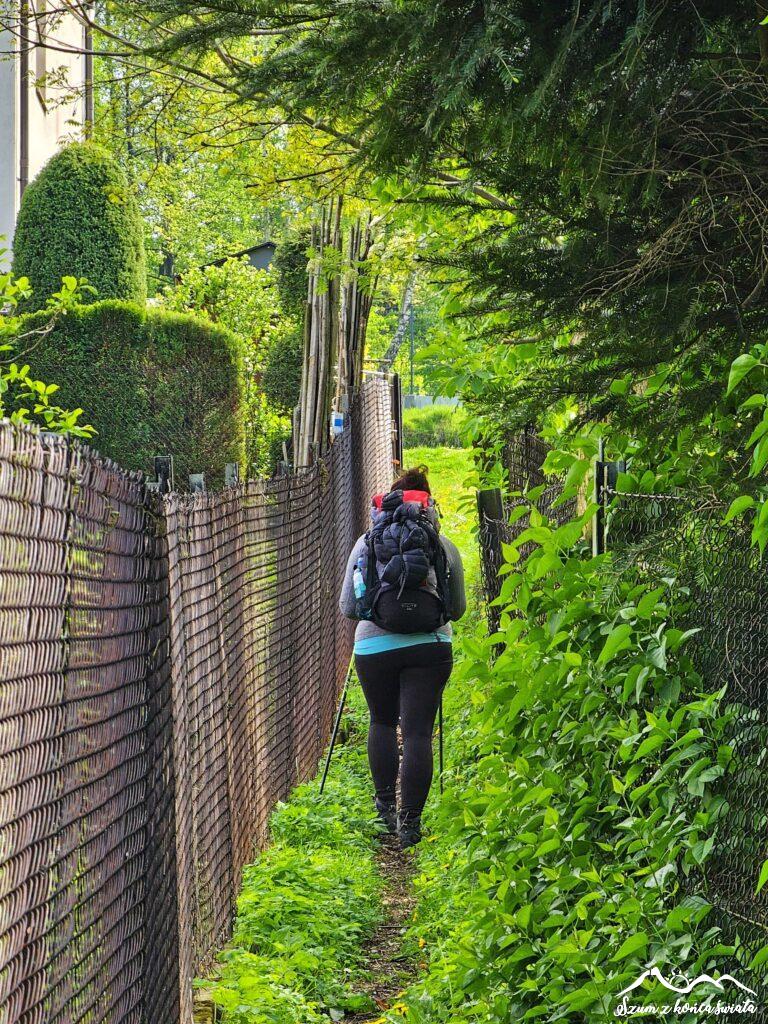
[0,28,19,262]
[0,9,85,268]
[26,8,85,184]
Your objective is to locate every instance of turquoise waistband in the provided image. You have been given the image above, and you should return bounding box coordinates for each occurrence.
[354,631,452,656]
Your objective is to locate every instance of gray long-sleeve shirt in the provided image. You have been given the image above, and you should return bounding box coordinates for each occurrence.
[339,533,467,642]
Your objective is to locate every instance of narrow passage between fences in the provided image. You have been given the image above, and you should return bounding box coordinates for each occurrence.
[0,376,394,1024]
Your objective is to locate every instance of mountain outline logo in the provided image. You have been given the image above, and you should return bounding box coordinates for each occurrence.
[617,967,757,999]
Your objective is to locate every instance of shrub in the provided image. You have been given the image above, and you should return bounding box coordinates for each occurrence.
[17,300,244,487]
[403,404,468,448]
[272,230,310,319]
[13,142,146,311]
[162,257,299,476]
[399,506,733,1022]
[161,256,278,345]
[261,327,303,414]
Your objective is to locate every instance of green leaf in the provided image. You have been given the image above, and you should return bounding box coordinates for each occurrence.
[750,436,768,477]
[561,458,590,494]
[634,733,665,760]
[723,495,755,523]
[746,412,768,448]
[756,859,768,895]
[516,904,533,928]
[739,393,766,411]
[749,944,768,970]
[598,624,633,665]
[726,353,758,395]
[636,586,665,618]
[611,932,648,962]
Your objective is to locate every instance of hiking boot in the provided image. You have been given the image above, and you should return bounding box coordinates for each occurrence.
[398,811,422,850]
[375,797,397,835]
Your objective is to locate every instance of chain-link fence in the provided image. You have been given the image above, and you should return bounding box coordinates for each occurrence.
[0,374,393,1024]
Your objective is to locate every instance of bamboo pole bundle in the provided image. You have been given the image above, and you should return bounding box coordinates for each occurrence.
[337,215,375,401]
[294,199,377,469]
[312,199,342,451]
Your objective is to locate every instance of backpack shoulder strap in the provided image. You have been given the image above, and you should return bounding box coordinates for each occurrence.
[365,531,379,589]
[432,537,453,620]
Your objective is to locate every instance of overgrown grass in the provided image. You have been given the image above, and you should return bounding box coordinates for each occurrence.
[388,507,739,1023]
[404,444,479,595]
[403,405,469,449]
[199,689,384,1023]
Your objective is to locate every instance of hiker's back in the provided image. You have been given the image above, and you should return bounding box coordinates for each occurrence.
[357,488,452,634]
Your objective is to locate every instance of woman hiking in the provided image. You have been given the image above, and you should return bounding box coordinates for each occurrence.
[339,465,466,849]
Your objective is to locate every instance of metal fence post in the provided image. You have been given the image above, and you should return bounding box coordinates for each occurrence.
[391,372,403,470]
[154,455,174,495]
[593,439,606,556]
[477,487,505,566]
[477,487,505,633]
[593,441,626,555]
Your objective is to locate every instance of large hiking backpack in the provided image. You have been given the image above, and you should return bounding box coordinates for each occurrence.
[356,488,453,633]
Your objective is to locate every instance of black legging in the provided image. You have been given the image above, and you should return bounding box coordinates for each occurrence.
[355,642,453,815]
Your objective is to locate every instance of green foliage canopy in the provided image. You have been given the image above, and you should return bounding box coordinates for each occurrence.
[109,1,768,478]
[13,142,146,311]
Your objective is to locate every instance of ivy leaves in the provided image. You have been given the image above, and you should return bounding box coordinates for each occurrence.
[1,271,95,437]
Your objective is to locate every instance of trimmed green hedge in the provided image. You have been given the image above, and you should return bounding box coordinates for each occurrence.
[13,142,146,311]
[19,301,244,487]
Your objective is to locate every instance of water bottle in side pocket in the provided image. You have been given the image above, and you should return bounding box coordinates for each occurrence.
[353,559,366,599]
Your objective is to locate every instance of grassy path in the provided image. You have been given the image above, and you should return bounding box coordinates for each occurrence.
[344,838,417,1023]
[197,445,477,1024]
[341,445,479,1024]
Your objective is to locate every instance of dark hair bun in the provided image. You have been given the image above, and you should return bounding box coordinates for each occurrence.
[392,465,430,494]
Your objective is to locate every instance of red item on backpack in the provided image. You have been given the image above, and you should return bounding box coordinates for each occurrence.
[371,489,430,510]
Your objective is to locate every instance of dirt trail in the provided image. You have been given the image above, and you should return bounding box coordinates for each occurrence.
[345,834,419,1022]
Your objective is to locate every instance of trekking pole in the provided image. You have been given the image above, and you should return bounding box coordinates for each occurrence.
[438,696,444,794]
[320,660,354,795]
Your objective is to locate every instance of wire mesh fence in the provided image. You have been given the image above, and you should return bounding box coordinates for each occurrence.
[0,374,394,1024]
